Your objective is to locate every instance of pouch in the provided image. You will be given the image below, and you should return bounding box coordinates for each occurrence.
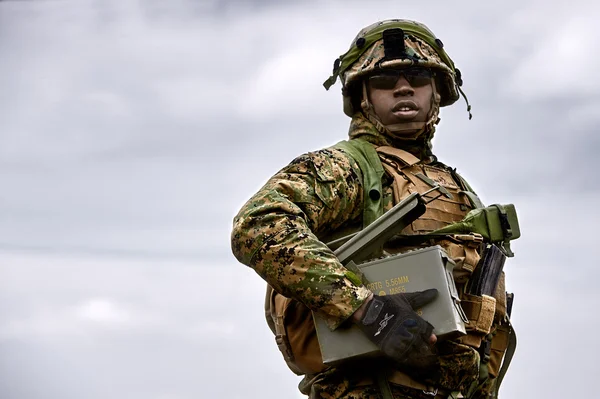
[458,294,496,348]
[429,204,520,244]
[489,324,511,377]
[266,286,326,376]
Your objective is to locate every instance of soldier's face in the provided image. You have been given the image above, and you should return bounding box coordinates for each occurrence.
[367,68,433,127]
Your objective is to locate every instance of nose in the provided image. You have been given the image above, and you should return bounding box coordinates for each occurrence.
[393,76,414,96]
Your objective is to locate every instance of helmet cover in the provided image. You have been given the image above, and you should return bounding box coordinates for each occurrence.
[323,19,463,116]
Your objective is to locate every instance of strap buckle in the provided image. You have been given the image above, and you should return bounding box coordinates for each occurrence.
[479,339,492,364]
[452,233,484,248]
[422,387,438,396]
[275,334,294,362]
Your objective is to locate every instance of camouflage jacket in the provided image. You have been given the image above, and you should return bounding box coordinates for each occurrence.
[231,117,379,330]
[231,114,510,397]
[232,114,451,329]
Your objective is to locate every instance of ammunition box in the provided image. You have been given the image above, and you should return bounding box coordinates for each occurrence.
[313,245,467,366]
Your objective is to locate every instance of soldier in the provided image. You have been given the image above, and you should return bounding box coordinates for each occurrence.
[231,19,514,399]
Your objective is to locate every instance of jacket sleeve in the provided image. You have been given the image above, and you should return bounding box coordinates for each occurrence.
[231,147,371,329]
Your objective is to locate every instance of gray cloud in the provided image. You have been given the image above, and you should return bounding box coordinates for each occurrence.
[0,0,598,398]
[0,252,304,399]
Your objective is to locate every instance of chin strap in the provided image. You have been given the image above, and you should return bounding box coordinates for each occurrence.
[457,85,473,120]
[386,121,428,137]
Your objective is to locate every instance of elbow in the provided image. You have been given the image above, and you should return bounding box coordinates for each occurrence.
[230,226,245,264]
[230,218,253,267]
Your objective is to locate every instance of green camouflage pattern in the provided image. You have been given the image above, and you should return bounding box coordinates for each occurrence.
[231,115,491,397]
[348,112,440,165]
[343,32,452,95]
[304,372,435,399]
[333,19,460,108]
[231,145,371,329]
[347,113,394,147]
[306,382,462,399]
[427,341,480,391]
[301,341,480,398]
[299,340,481,398]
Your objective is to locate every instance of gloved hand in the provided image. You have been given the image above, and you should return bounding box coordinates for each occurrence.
[356,289,438,369]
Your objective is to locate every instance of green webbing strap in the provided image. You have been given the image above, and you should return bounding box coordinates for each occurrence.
[415,172,453,199]
[334,139,391,399]
[451,169,484,209]
[448,391,462,399]
[333,139,385,227]
[463,362,488,399]
[493,323,517,398]
[461,190,484,210]
[375,371,394,399]
[489,204,514,257]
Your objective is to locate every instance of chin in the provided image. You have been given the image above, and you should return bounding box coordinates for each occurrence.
[388,116,422,124]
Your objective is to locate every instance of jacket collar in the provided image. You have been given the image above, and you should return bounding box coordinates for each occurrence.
[347,113,436,163]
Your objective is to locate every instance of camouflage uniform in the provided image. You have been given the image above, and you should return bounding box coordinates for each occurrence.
[232,20,510,399]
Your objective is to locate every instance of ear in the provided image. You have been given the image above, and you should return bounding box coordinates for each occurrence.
[360,98,370,112]
[360,80,373,112]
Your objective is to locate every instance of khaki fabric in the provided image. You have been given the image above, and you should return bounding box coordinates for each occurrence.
[494,272,507,322]
[284,300,328,375]
[489,324,511,378]
[462,294,496,336]
[236,116,514,398]
[267,286,327,376]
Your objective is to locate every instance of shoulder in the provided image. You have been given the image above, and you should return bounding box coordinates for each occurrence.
[430,158,455,171]
[431,159,473,186]
[283,145,361,184]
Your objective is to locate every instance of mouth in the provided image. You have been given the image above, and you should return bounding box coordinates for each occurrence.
[391,100,419,120]
[392,101,419,112]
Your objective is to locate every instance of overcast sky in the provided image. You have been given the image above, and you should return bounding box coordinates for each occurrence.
[1,0,599,398]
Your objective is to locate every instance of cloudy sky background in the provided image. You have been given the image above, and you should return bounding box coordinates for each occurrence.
[1,0,599,398]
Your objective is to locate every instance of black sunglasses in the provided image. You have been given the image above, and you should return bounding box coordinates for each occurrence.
[368,67,433,90]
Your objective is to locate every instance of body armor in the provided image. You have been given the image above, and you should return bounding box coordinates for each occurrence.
[265,141,513,398]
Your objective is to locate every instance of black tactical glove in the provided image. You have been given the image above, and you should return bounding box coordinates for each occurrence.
[357,289,438,370]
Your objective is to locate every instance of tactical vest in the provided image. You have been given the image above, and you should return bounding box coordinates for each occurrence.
[265,139,515,398]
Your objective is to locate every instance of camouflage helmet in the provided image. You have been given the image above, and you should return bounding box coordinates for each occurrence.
[324,19,467,117]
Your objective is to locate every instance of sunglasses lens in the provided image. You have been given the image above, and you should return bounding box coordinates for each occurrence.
[368,73,400,90]
[368,68,432,89]
[404,68,433,87]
